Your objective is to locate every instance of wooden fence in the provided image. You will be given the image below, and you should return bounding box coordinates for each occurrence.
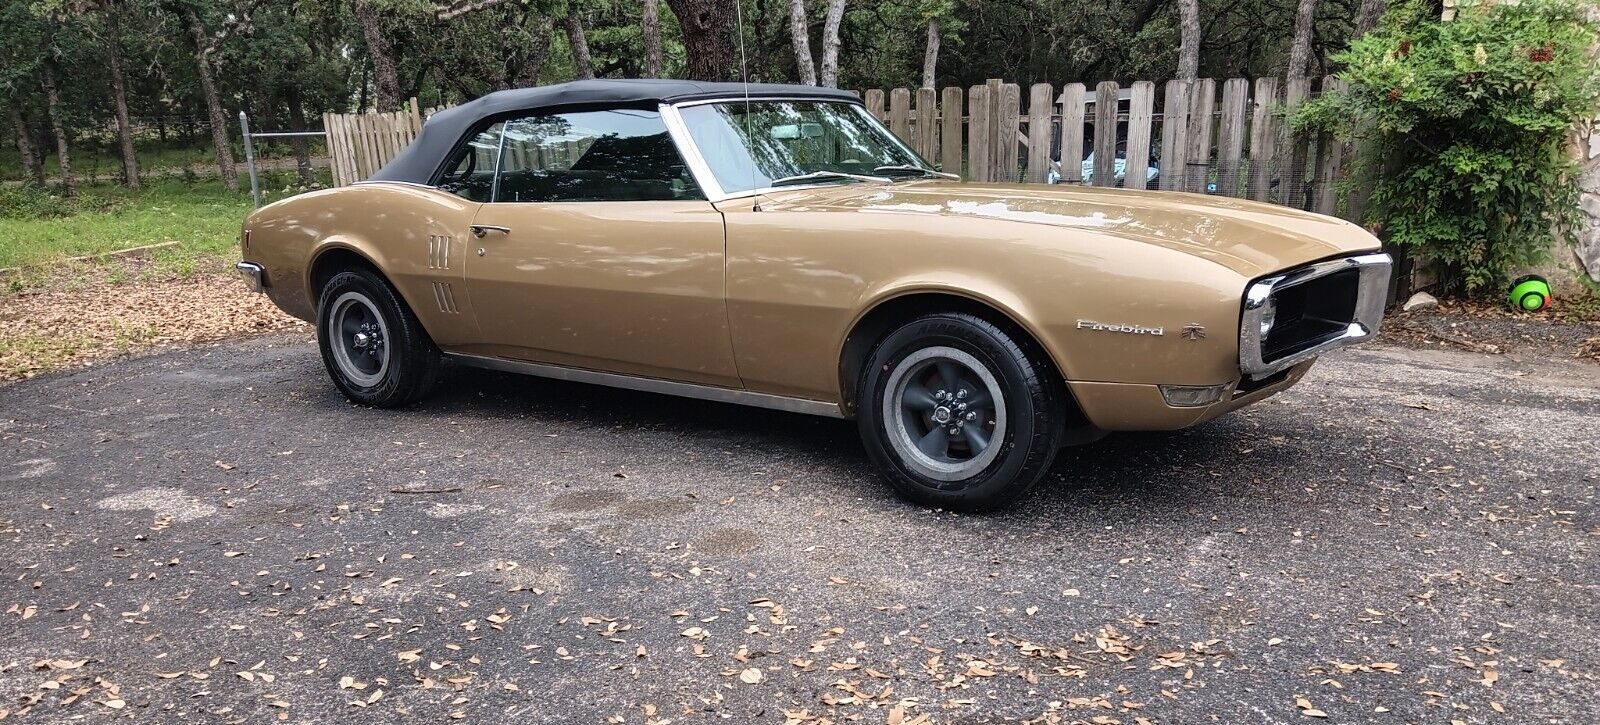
[859,76,1359,220]
[323,98,435,187]
[322,78,1362,221]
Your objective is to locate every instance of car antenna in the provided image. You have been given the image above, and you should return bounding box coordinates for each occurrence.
[733,0,761,211]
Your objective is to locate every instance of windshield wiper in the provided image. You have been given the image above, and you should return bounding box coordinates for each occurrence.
[769,170,893,187]
[873,165,960,180]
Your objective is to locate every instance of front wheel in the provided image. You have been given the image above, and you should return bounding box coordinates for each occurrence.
[857,313,1066,511]
[316,268,440,407]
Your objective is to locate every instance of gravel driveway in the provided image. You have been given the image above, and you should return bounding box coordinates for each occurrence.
[1,334,1596,724]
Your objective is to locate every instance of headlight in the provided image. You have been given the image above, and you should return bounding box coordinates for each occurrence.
[1259,298,1277,338]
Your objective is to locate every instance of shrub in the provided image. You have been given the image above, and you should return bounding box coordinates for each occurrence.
[1297,0,1600,293]
[0,184,78,220]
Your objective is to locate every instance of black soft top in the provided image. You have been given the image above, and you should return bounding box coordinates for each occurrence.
[368,79,861,185]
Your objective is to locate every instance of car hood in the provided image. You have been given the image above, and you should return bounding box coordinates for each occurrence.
[758,181,1381,278]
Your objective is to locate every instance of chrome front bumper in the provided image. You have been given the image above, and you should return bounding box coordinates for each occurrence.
[235,261,266,293]
[1239,252,1392,378]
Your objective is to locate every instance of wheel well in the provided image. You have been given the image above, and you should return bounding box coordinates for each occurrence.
[308,248,380,307]
[838,293,1084,428]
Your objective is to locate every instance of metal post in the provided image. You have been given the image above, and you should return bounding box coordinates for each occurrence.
[239,111,261,208]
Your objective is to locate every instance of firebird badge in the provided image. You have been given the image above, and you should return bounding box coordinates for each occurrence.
[1181,323,1207,340]
[1075,320,1164,336]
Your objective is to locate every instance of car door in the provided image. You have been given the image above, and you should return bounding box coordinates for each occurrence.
[460,107,740,388]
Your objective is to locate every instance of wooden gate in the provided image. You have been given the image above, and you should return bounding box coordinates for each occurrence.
[323,98,429,187]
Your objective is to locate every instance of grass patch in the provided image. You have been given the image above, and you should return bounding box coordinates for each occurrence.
[0,171,324,276]
[0,180,250,269]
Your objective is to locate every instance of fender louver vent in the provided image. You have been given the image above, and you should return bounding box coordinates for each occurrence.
[427,235,451,270]
[431,282,460,314]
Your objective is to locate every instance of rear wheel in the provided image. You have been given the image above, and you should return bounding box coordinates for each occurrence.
[316,268,440,407]
[857,313,1065,511]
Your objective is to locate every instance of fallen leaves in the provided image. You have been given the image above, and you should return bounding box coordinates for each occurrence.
[0,263,304,382]
[1295,696,1328,718]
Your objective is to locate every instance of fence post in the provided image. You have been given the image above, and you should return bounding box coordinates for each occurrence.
[1281,76,1313,209]
[1216,78,1250,197]
[1026,83,1054,183]
[1313,76,1346,216]
[865,89,886,121]
[1159,80,1190,191]
[995,83,1021,182]
[1092,81,1119,186]
[1125,81,1155,190]
[1185,79,1216,193]
[239,111,261,208]
[967,85,991,182]
[1060,84,1086,184]
[940,86,964,175]
[889,88,912,143]
[915,87,939,162]
[1248,77,1280,202]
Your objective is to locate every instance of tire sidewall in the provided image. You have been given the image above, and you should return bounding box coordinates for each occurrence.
[858,314,1057,509]
[317,270,418,405]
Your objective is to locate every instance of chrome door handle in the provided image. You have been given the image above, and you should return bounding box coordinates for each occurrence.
[470,224,511,238]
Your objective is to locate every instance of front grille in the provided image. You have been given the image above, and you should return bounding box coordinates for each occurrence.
[1260,268,1359,363]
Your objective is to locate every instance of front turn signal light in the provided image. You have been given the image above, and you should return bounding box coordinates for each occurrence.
[1159,384,1228,407]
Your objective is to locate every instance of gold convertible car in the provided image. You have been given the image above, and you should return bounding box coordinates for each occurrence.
[239,79,1391,510]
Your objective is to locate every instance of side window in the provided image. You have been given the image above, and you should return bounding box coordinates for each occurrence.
[436,122,503,202]
[493,108,702,203]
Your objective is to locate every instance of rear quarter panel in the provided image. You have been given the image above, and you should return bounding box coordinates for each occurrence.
[243,184,480,345]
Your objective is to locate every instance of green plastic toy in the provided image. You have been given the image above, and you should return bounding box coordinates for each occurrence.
[1508,275,1551,312]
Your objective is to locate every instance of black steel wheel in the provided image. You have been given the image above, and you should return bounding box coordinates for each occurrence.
[857,312,1066,511]
[316,267,440,407]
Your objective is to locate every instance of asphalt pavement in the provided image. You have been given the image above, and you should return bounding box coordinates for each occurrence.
[1,333,1596,724]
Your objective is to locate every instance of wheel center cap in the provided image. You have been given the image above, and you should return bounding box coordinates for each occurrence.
[353,332,371,349]
[931,406,953,424]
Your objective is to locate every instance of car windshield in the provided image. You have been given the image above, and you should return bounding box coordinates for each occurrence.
[677,100,933,194]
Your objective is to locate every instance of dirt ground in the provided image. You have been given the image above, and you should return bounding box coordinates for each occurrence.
[0,264,305,382]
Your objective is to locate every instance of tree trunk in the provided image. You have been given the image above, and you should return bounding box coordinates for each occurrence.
[1354,0,1385,35]
[40,61,77,198]
[353,0,402,111]
[1176,0,1201,80]
[642,0,664,77]
[564,10,595,80]
[6,103,45,186]
[286,83,315,186]
[788,0,816,85]
[181,5,238,190]
[817,0,845,88]
[920,19,939,88]
[1287,0,1318,77]
[104,5,140,188]
[664,0,736,81]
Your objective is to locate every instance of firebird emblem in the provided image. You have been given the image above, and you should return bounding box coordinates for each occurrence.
[1181,324,1206,340]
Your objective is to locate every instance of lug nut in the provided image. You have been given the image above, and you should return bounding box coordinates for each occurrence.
[957,389,968,399]
[965,411,977,421]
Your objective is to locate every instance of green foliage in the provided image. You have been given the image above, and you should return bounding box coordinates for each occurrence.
[0,179,251,269]
[0,184,81,220]
[1296,0,1600,294]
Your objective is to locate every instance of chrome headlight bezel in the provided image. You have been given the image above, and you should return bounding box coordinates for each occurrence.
[1239,252,1392,379]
